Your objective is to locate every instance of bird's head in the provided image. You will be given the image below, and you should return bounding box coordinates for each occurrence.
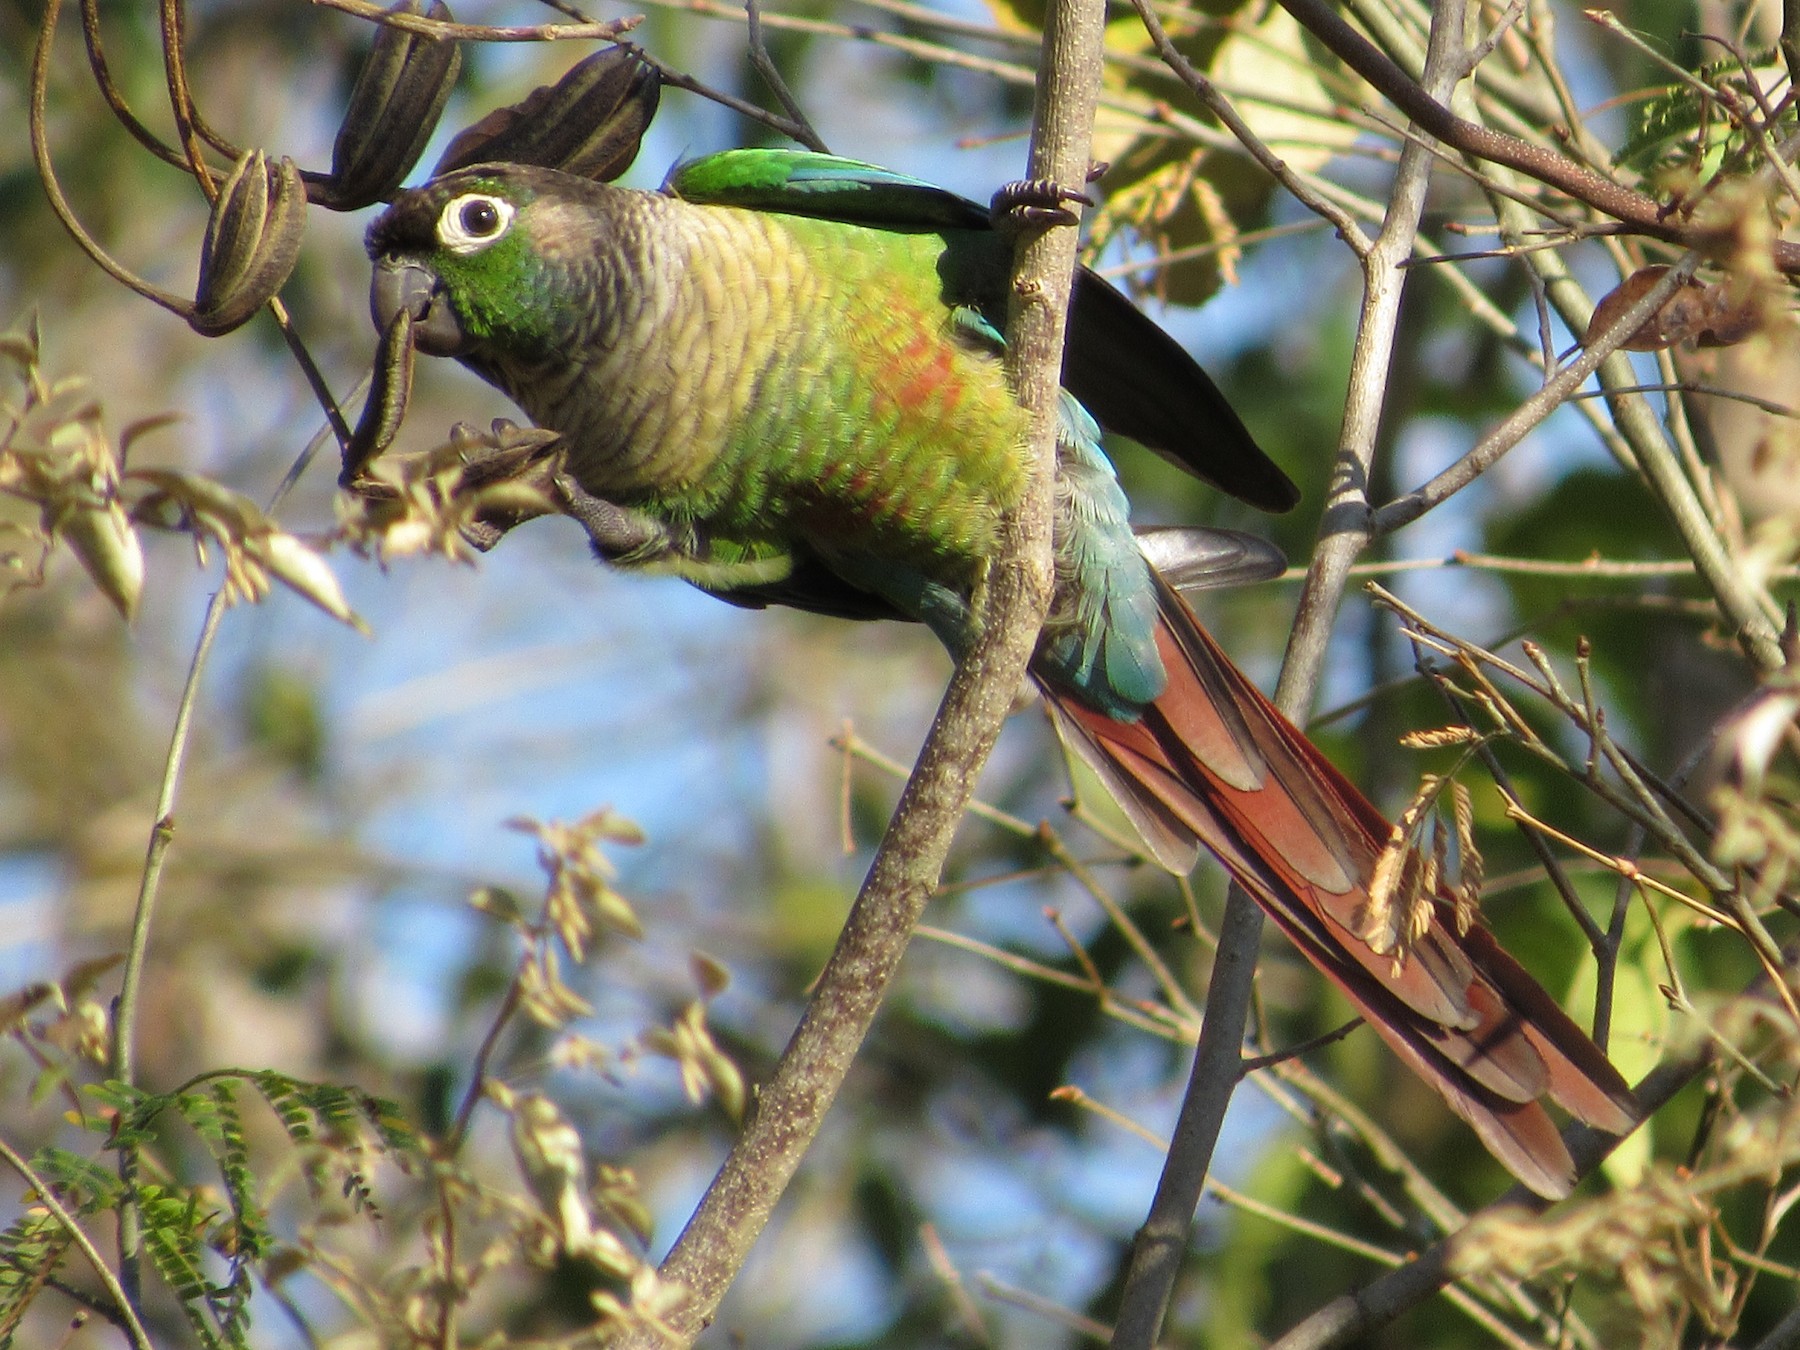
[367,165,569,360]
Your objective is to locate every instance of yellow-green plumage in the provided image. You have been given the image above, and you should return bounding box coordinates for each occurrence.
[598,204,1030,582]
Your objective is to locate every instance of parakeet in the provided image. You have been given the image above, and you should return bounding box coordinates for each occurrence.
[367,148,1638,1197]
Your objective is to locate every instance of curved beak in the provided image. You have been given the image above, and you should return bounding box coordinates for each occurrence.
[371,257,468,356]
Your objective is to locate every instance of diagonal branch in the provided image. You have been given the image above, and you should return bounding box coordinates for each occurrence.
[1264,1051,1709,1349]
[607,4,1106,1343]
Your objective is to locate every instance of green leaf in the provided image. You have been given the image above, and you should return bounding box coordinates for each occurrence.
[0,1209,71,1342]
[29,1147,122,1212]
[250,1071,315,1143]
[139,1186,226,1349]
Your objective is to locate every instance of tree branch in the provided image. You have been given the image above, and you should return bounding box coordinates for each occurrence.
[1275,0,1800,272]
[610,4,1105,1342]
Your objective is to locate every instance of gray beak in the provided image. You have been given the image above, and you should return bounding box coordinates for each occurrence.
[371,258,468,356]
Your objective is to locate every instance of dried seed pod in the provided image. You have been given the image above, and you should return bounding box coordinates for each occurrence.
[434,45,660,181]
[192,151,307,336]
[318,0,461,210]
[341,306,416,487]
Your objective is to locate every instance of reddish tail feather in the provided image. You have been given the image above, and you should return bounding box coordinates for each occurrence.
[1044,579,1639,1199]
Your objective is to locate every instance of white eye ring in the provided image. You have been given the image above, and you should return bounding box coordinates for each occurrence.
[437,193,514,254]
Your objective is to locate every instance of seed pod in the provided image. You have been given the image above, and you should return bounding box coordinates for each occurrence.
[319,0,461,210]
[192,151,307,336]
[341,306,415,487]
[434,45,660,181]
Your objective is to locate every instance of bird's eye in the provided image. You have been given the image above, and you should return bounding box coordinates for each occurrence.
[436,193,514,254]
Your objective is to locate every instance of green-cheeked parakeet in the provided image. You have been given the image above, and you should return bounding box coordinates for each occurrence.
[367,148,1637,1197]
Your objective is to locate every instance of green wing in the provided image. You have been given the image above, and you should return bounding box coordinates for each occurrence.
[668,148,1297,514]
[666,149,986,229]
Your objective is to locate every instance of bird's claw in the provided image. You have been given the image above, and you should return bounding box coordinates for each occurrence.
[449,418,562,490]
[397,419,659,560]
[990,176,1095,230]
[441,419,566,551]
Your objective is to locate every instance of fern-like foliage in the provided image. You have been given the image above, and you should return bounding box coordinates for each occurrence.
[1617,47,1789,178]
[4,1072,426,1347]
[0,1207,73,1342]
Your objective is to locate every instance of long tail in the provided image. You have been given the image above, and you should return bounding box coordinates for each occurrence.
[1043,579,1640,1199]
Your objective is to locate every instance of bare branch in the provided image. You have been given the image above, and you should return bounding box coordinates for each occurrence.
[617,3,1105,1340]
[1275,0,1800,272]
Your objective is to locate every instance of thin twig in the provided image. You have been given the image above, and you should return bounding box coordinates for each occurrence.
[109,593,231,1302]
[157,0,214,195]
[1372,257,1702,535]
[311,0,638,43]
[628,0,1394,230]
[1129,0,1371,254]
[642,54,827,150]
[744,0,826,150]
[80,0,186,170]
[1275,0,1800,271]
[31,0,193,320]
[1440,48,1789,674]
[918,923,1194,1041]
[1264,1052,1710,1348]
[1038,829,1201,1023]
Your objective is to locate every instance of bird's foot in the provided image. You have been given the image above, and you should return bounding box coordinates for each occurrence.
[418,420,668,561]
[444,419,566,551]
[339,414,672,562]
[549,472,668,562]
[990,165,1106,230]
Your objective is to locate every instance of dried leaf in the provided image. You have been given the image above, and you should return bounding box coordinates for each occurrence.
[1358,775,1445,967]
[130,466,267,533]
[338,420,566,562]
[1422,817,1445,903]
[1360,823,1411,955]
[1584,265,1764,353]
[1450,780,1482,933]
[117,412,181,463]
[0,376,145,619]
[689,951,730,999]
[469,885,524,924]
[505,1089,641,1273]
[128,468,362,625]
[518,944,593,1027]
[60,494,144,621]
[1709,678,1800,794]
[593,1164,652,1245]
[1398,724,1481,749]
[647,1003,744,1123]
[253,530,363,630]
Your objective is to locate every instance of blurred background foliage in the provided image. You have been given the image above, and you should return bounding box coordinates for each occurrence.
[2,0,1798,1344]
